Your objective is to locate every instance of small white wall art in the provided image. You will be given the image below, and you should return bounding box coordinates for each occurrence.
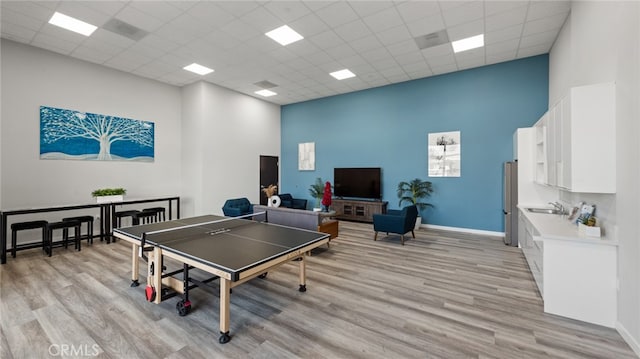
[298,142,315,171]
[428,131,461,177]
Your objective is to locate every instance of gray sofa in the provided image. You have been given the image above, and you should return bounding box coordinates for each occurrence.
[253,204,338,241]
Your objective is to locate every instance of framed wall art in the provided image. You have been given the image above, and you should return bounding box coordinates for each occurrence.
[428,131,460,177]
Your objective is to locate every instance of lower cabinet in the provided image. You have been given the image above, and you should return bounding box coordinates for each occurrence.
[331,199,387,223]
[519,209,618,328]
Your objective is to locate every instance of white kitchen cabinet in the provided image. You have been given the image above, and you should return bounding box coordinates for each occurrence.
[558,82,616,193]
[518,207,618,328]
[518,211,543,296]
[533,114,548,185]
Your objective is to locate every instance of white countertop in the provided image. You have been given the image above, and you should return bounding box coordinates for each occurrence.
[517,204,618,246]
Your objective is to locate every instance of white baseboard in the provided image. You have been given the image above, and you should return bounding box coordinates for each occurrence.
[616,321,640,357]
[421,223,505,238]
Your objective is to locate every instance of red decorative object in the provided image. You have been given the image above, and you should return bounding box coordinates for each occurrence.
[321,181,332,207]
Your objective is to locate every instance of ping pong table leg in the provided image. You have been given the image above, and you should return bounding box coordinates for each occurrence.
[130,243,140,287]
[152,248,163,304]
[219,278,231,344]
[298,255,307,292]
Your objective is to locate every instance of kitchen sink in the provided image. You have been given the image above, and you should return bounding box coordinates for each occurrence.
[526,207,563,215]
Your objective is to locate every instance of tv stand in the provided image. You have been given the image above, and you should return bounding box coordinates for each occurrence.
[331,199,387,223]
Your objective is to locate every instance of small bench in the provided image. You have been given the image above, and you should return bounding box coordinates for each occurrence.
[45,220,81,257]
[10,220,49,258]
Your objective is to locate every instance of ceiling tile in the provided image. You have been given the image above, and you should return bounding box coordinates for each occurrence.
[421,43,454,58]
[115,5,166,33]
[485,24,523,45]
[446,18,484,41]
[348,1,395,18]
[1,23,37,43]
[375,24,412,46]
[315,2,359,28]
[485,38,520,55]
[264,1,312,23]
[2,1,54,22]
[334,19,372,42]
[485,5,528,33]
[325,43,358,60]
[215,1,261,18]
[2,8,47,32]
[186,2,235,27]
[362,6,404,32]
[290,13,329,38]
[348,34,383,53]
[520,29,559,48]
[406,14,446,37]
[441,0,484,27]
[308,30,344,50]
[485,1,529,16]
[527,1,571,21]
[387,40,420,57]
[522,13,568,36]
[129,1,183,23]
[517,43,549,58]
[396,1,442,23]
[242,6,285,34]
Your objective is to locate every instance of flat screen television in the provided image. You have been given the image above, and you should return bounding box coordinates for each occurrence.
[333,167,382,200]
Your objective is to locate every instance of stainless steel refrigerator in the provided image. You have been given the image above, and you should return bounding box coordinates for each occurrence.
[503,161,518,246]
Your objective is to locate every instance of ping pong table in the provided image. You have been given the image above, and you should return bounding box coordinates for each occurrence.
[113,214,329,344]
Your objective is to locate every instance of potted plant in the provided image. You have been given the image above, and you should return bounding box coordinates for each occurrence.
[92,188,126,203]
[309,177,325,211]
[397,178,433,229]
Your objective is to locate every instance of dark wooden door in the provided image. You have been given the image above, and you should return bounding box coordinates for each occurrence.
[259,155,279,205]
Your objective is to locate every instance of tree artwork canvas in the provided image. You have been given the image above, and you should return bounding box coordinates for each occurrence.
[40,106,154,162]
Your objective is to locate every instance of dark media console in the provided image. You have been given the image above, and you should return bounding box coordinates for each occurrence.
[331,199,387,223]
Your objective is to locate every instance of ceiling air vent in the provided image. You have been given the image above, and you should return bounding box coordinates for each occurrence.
[414,30,450,50]
[254,80,278,89]
[103,18,149,41]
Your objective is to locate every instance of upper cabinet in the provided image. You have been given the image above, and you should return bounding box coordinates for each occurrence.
[535,82,616,193]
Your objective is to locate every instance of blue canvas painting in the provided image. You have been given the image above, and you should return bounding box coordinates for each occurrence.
[40,106,154,162]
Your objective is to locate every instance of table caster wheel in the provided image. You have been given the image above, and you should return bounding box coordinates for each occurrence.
[176,300,191,317]
[219,331,231,344]
[298,284,306,292]
[176,300,191,316]
[130,279,139,287]
[258,272,268,279]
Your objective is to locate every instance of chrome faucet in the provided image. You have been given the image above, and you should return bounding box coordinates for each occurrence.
[549,201,564,214]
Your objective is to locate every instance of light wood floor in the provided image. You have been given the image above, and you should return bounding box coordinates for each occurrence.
[1,221,636,358]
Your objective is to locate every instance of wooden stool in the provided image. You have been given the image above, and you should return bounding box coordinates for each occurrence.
[45,220,81,257]
[10,220,48,258]
[63,216,94,244]
[142,207,166,222]
[114,210,140,228]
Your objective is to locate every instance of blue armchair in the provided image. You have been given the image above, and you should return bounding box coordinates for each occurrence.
[372,205,418,245]
[222,198,253,217]
[278,193,308,210]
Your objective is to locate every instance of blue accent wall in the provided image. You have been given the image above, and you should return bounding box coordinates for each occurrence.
[281,55,548,232]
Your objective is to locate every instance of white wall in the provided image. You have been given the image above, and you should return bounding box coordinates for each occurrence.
[549,1,640,354]
[0,39,182,209]
[180,81,280,217]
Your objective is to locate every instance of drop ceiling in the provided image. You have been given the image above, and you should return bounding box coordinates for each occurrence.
[0,1,570,105]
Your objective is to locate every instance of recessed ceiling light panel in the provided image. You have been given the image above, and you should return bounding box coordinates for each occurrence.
[330,69,356,80]
[452,34,484,53]
[183,63,214,75]
[265,25,304,46]
[48,12,97,36]
[255,89,277,97]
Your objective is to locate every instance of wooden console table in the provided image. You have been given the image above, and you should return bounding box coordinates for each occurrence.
[331,199,387,223]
